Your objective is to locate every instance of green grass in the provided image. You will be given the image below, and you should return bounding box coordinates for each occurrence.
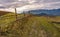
[0,13,60,37]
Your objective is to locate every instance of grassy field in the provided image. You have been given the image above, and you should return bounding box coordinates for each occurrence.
[0,11,60,37]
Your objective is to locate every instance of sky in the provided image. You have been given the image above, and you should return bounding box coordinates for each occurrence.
[0,0,60,13]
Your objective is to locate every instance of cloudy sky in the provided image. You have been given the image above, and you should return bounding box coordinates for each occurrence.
[0,0,60,13]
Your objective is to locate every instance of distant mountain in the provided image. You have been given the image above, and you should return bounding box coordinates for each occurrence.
[24,9,60,16]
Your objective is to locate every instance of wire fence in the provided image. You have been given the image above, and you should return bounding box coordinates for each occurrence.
[0,13,34,37]
[0,14,59,37]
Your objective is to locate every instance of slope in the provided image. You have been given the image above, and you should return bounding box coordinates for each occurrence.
[0,12,60,37]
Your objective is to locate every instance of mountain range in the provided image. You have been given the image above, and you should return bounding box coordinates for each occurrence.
[24,9,60,16]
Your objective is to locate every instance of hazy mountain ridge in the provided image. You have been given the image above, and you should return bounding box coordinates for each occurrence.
[25,9,60,16]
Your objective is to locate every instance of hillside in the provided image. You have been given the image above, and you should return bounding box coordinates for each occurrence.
[0,11,12,16]
[0,12,60,37]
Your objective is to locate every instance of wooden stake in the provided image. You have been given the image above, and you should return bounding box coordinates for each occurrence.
[15,8,17,20]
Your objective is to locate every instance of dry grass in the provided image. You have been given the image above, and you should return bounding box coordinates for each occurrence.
[0,11,60,37]
[0,11,12,16]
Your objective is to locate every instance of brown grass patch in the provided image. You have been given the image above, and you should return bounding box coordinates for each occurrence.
[0,11,11,16]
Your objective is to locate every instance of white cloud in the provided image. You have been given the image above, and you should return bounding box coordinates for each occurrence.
[16,1,60,12]
[0,4,3,6]
[0,0,60,13]
[0,8,15,12]
[17,4,44,13]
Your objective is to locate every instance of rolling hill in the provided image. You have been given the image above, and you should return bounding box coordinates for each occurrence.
[0,11,60,37]
[0,11,11,16]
